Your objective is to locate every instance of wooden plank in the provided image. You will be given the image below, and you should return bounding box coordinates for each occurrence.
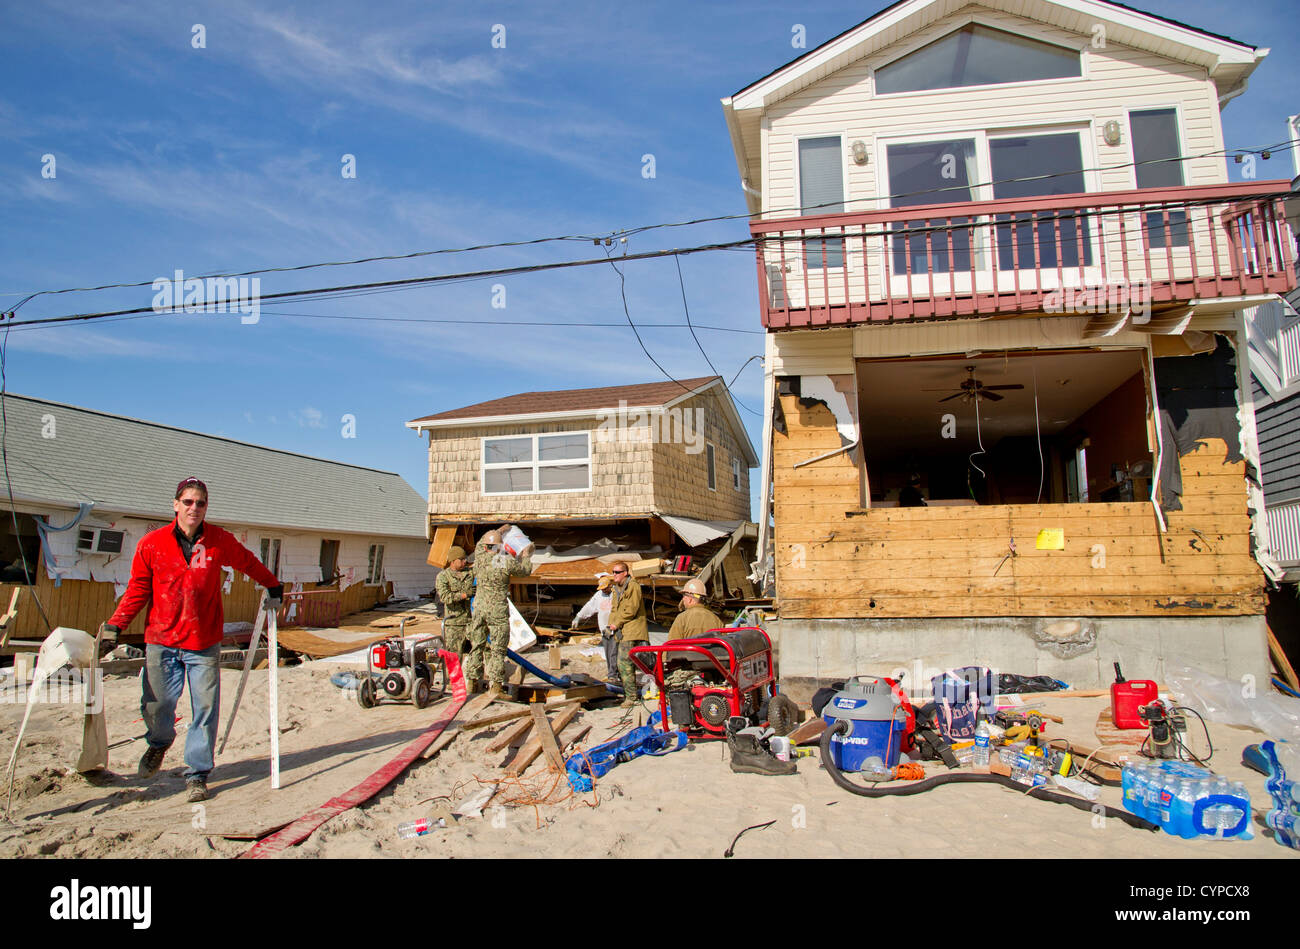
[788,717,827,746]
[779,534,1252,559]
[484,716,535,754]
[561,724,592,754]
[503,704,582,776]
[462,697,580,732]
[0,587,21,647]
[1268,624,1300,692]
[779,573,1261,598]
[427,527,457,568]
[777,592,1262,618]
[779,554,1256,580]
[530,703,567,773]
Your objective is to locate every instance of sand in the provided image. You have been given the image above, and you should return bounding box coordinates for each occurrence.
[2,651,1296,860]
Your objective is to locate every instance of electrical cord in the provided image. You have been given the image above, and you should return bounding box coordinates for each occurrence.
[723,819,777,858]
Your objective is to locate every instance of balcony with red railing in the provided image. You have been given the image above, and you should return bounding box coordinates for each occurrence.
[751,181,1296,330]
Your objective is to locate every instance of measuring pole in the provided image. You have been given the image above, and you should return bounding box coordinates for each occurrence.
[268,606,280,789]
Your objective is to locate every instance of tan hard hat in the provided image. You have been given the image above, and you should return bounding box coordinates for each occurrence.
[681,578,707,598]
[448,546,467,561]
[597,575,613,590]
[480,530,502,547]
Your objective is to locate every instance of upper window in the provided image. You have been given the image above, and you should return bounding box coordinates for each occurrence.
[482,432,591,495]
[259,537,281,575]
[875,24,1080,96]
[732,458,742,491]
[706,443,717,491]
[1130,108,1188,247]
[798,136,845,269]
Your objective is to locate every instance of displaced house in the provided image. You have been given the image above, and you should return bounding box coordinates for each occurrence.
[0,394,436,651]
[406,376,759,626]
[722,0,1297,696]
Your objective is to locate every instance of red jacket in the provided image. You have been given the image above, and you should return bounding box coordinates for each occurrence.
[109,520,280,651]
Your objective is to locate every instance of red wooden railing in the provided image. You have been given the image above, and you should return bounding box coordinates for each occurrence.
[751,181,1297,329]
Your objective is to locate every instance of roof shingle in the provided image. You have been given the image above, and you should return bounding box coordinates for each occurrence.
[409,376,722,424]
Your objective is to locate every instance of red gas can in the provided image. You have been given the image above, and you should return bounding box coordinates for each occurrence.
[1110,663,1158,729]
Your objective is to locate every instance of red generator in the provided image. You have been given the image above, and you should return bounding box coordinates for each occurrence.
[629,627,781,739]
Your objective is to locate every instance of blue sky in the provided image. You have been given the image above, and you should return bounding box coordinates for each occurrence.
[1,0,1295,511]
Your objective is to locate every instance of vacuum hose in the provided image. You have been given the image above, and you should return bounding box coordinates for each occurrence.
[819,720,1159,831]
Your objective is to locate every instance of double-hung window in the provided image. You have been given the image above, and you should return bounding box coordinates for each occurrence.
[1130,108,1188,248]
[799,136,845,269]
[482,432,591,494]
[366,544,385,585]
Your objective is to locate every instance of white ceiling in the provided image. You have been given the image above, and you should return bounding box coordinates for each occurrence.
[858,349,1145,457]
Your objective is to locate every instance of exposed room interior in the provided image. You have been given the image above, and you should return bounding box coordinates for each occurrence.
[856,348,1154,506]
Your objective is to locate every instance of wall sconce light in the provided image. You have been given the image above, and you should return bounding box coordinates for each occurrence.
[1102,120,1122,147]
[850,140,869,165]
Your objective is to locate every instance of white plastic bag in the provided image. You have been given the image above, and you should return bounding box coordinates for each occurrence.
[1165,664,1300,743]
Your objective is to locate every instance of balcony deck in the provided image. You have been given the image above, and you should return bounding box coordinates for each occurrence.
[751,182,1296,330]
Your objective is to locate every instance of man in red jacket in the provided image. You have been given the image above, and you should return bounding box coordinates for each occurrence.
[102,477,282,802]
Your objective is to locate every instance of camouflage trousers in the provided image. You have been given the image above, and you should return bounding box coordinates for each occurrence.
[464,613,509,687]
[442,620,470,658]
[617,639,640,701]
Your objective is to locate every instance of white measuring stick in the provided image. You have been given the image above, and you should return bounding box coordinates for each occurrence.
[268,606,280,789]
[218,600,266,756]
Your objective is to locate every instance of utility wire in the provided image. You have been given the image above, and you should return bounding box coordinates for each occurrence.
[604,246,698,398]
[673,254,760,417]
[5,137,1295,306]
[10,182,1292,332]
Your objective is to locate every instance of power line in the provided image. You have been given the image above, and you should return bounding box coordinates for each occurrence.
[603,245,698,398]
[5,137,1295,306]
[673,254,760,417]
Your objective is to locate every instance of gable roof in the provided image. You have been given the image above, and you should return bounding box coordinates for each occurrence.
[721,0,1267,212]
[1,394,429,538]
[407,376,760,467]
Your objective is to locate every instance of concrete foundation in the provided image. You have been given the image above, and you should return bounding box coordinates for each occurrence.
[769,614,1269,705]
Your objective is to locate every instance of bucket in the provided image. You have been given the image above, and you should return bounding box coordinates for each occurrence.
[501,526,531,557]
[822,677,908,771]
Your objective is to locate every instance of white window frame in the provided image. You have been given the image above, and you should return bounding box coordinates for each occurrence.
[706,442,717,491]
[259,537,282,575]
[868,15,1087,101]
[795,132,851,273]
[875,122,1101,295]
[1126,104,1192,254]
[481,431,592,496]
[366,543,385,586]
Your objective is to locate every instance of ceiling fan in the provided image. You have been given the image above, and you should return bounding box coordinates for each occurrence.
[924,365,1025,403]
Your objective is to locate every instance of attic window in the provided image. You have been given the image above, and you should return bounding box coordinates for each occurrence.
[874,24,1080,96]
[482,432,591,495]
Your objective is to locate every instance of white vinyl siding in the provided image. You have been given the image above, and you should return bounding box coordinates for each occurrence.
[762,7,1227,221]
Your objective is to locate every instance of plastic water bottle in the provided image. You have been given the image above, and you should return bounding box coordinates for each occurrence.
[397,817,437,838]
[1144,764,1165,825]
[1228,781,1253,840]
[1121,761,1139,815]
[1172,779,1198,839]
[973,719,991,767]
[1011,750,1045,787]
[1206,777,1233,839]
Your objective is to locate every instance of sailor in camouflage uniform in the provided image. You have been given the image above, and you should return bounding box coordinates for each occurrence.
[435,546,474,662]
[464,529,533,700]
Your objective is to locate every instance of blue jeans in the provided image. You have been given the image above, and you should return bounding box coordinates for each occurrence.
[142,643,222,780]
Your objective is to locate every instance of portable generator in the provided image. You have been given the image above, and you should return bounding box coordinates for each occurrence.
[357,632,447,709]
[629,627,788,739]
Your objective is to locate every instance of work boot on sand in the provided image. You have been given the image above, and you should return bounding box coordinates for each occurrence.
[138,746,166,780]
[484,684,503,703]
[727,731,797,776]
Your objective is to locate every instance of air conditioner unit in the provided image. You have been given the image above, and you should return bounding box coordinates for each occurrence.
[76,528,126,555]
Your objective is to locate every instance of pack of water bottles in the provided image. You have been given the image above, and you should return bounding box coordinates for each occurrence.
[1120,759,1253,840]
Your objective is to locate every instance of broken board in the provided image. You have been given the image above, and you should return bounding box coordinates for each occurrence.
[1094,706,1147,754]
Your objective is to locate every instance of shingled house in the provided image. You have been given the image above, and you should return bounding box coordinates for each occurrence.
[1,394,436,650]
[406,376,760,620]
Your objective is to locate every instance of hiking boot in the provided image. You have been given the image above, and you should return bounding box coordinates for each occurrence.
[185,777,208,803]
[619,696,636,708]
[727,732,797,776]
[137,746,166,780]
[484,684,503,703]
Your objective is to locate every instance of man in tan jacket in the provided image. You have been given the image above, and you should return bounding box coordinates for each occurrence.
[667,578,721,640]
[607,561,647,707]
